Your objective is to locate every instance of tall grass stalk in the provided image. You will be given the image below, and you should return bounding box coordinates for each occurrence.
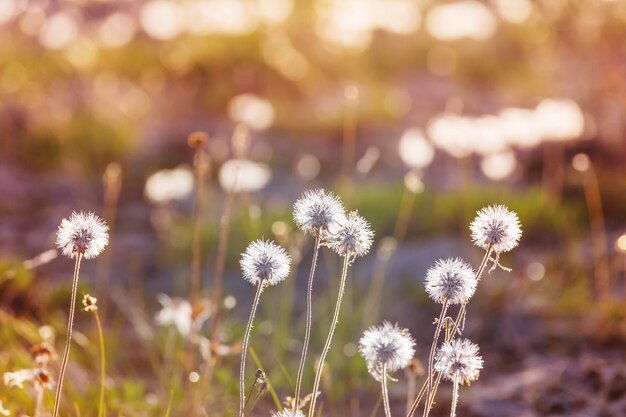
[307,255,350,417]
[53,254,82,417]
[294,235,321,409]
[210,126,248,336]
[188,133,210,301]
[239,283,264,417]
[94,310,107,417]
[97,162,122,319]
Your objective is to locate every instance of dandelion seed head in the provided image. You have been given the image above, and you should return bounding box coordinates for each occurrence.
[359,321,415,381]
[425,258,477,305]
[271,410,305,417]
[293,189,346,236]
[56,211,109,259]
[240,239,291,286]
[325,211,374,258]
[434,338,483,385]
[470,204,521,253]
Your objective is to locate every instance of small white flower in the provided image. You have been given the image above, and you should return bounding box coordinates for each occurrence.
[3,368,52,390]
[271,410,305,417]
[240,240,291,286]
[0,399,9,416]
[359,321,415,381]
[325,211,374,258]
[3,369,36,388]
[155,294,192,336]
[434,339,483,385]
[293,189,346,236]
[56,211,109,259]
[425,258,477,305]
[470,205,521,254]
[82,293,98,312]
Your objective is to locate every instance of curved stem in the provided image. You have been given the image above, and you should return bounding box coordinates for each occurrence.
[95,311,106,417]
[239,283,264,417]
[294,235,321,410]
[307,256,350,417]
[381,365,391,417]
[53,253,82,417]
[423,300,448,417]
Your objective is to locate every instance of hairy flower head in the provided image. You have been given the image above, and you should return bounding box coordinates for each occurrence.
[425,258,477,305]
[325,211,374,258]
[82,294,98,312]
[56,211,109,259]
[293,189,346,236]
[155,294,192,336]
[359,321,415,381]
[271,410,305,417]
[434,339,483,385]
[240,239,291,286]
[470,205,521,253]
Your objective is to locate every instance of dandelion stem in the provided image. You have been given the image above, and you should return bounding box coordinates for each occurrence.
[381,365,392,417]
[239,283,264,417]
[94,310,106,417]
[53,253,82,417]
[450,374,459,417]
[308,255,350,417]
[423,300,449,417]
[294,234,321,410]
[447,246,491,341]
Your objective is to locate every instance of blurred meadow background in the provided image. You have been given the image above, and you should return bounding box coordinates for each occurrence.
[1,0,626,416]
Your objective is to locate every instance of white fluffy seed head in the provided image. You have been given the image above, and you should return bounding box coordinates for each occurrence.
[293,189,346,236]
[56,211,109,259]
[325,211,374,258]
[358,321,415,381]
[240,239,291,286]
[271,410,305,417]
[425,258,477,305]
[434,338,483,385]
[470,205,522,253]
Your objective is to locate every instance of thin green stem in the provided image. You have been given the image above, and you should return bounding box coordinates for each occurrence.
[307,256,350,417]
[53,253,82,417]
[294,235,321,410]
[381,365,391,417]
[94,311,106,417]
[239,283,264,417]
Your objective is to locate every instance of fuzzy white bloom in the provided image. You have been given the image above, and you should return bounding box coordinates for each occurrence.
[293,189,346,236]
[434,339,483,385]
[240,239,291,286]
[470,205,521,253]
[155,294,193,336]
[271,410,305,417]
[425,258,477,305]
[56,211,109,259]
[359,321,415,381]
[325,211,374,258]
